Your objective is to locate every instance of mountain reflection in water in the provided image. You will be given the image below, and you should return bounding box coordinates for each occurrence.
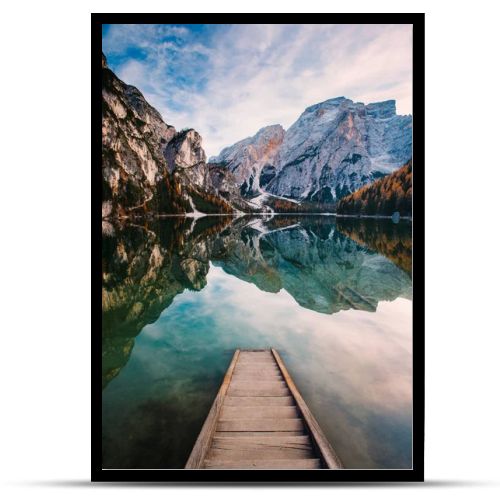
[102,215,412,470]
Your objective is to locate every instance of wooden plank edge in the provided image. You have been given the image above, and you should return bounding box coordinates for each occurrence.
[238,349,272,352]
[203,458,321,469]
[271,348,344,470]
[184,349,241,469]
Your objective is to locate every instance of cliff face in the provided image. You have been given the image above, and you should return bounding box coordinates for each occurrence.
[102,53,236,217]
[268,98,412,202]
[102,53,179,217]
[209,125,285,197]
[165,129,206,184]
[211,97,412,204]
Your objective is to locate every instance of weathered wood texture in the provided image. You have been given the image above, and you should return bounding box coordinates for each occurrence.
[185,349,343,470]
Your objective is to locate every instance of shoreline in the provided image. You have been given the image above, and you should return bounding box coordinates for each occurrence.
[103,212,412,221]
[334,214,412,220]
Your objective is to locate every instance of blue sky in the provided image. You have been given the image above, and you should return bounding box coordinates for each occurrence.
[103,24,412,157]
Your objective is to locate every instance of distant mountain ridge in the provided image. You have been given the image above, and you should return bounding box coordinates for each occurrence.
[102,51,412,217]
[210,97,412,204]
[209,125,285,197]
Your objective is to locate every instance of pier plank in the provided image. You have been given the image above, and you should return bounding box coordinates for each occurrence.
[220,406,299,419]
[224,396,294,406]
[203,459,321,469]
[227,387,290,397]
[207,447,314,460]
[212,435,311,447]
[214,431,303,437]
[217,418,304,432]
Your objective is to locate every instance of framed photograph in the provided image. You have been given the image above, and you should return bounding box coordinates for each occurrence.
[93,13,424,482]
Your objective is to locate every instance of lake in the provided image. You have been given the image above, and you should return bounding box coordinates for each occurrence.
[102,215,412,469]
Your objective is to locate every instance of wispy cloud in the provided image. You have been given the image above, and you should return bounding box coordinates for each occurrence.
[103,24,412,157]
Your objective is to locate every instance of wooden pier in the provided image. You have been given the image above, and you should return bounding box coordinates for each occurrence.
[185,349,343,470]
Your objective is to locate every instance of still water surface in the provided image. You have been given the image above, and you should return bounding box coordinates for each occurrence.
[102,215,412,469]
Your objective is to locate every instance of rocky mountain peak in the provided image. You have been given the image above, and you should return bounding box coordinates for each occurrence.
[210,124,285,163]
[166,129,206,171]
[252,124,286,142]
[164,128,208,188]
[303,96,349,114]
[213,96,412,203]
[366,99,397,119]
[209,124,285,197]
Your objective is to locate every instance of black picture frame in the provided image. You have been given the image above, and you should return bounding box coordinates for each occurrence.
[92,12,425,483]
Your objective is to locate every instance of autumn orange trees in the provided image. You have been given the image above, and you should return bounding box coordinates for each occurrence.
[188,187,234,214]
[336,161,412,217]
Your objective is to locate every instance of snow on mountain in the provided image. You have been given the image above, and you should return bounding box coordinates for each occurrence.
[209,124,285,197]
[211,97,412,203]
[103,48,411,217]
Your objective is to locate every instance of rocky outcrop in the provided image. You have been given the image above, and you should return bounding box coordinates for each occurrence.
[268,98,411,202]
[209,125,285,197]
[165,129,207,186]
[102,53,180,217]
[212,97,412,203]
[102,53,237,217]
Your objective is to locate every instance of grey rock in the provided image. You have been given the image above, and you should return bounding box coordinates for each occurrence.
[269,97,412,201]
[212,97,412,202]
[102,53,239,216]
[210,125,285,197]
